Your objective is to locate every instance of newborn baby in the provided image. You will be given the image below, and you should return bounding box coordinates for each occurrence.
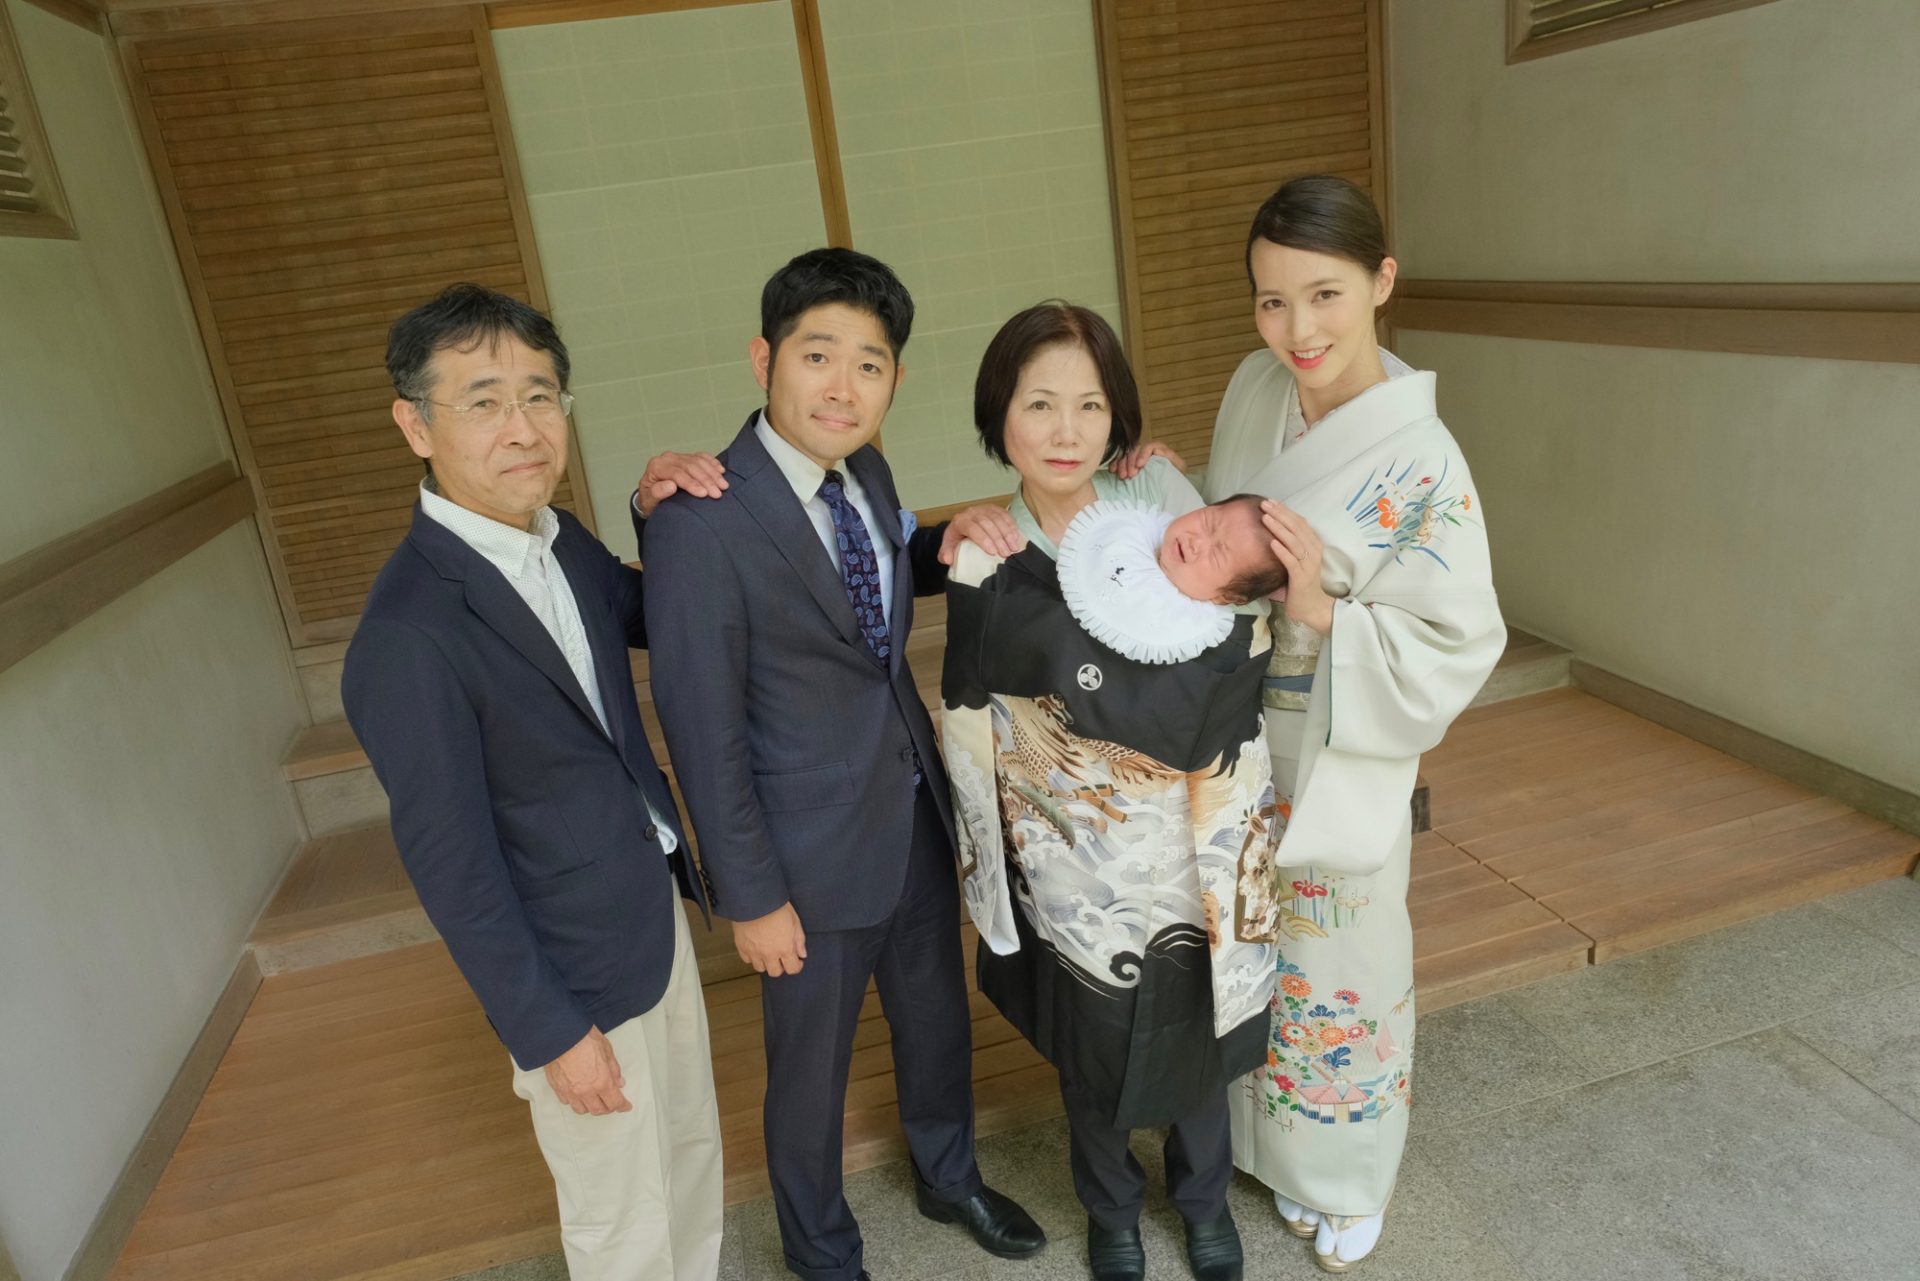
[1056,494,1287,665]
[1158,493,1289,605]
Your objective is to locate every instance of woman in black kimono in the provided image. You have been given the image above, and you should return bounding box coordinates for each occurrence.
[941,303,1284,1281]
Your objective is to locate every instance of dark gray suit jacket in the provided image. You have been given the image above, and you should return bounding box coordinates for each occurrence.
[642,415,954,931]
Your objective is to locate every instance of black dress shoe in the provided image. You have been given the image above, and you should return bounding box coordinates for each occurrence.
[915,1180,1047,1258]
[1087,1221,1146,1281]
[1184,1209,1244,1281]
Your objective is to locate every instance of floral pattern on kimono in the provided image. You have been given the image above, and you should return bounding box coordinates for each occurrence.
[1257,960,1414,1129]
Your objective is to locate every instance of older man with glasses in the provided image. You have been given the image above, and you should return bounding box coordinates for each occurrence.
[342,283,722,1280]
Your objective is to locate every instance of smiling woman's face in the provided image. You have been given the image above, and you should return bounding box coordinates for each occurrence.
[1002,342,1111,502]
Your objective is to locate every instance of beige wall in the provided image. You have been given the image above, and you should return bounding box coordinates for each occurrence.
[1390,0,1920,791]
[0,0,231,564]
[0,7,306,1278]
[1392,0,1920,281]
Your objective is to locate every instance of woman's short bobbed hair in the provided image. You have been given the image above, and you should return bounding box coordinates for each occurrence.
[973,301,1142,467]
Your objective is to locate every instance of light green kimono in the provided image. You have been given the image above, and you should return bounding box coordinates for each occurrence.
[1206,348,1505,1220]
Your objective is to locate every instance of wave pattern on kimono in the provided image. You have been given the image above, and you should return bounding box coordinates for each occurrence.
[942,542,1281,1129]
[1204,349,1505,1220]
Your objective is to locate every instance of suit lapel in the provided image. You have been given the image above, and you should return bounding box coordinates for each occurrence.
[407,506,609,738]
[728,418,864,648]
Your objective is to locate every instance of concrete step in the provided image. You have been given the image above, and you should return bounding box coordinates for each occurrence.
[292,640,347,723]
[1470,626,1572,708]
[248,825,435,975]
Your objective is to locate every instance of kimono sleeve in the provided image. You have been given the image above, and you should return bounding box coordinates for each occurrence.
[1325,469,1505,758]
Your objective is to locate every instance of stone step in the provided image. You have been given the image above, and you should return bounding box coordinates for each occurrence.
[292,640,347,723]
[1471,626,1572,708]
[248,825,434,975]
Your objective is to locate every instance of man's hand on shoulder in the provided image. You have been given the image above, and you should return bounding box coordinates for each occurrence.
[938,503,1025,565]
[732,901,808,977]
[634,451,728,518]
[543,1026,632,1116]
[1110,441,1188,479]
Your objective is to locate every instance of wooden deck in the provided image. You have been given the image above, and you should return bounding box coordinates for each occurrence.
[108,689,1917,1280]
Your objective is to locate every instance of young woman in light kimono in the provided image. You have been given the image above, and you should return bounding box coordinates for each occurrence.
[1126,176,1505,1271]
[940,302,1287,1281]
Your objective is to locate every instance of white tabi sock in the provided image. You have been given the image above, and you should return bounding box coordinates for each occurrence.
[1275,1192,1320,1227]
[1314,1211,1386,1264]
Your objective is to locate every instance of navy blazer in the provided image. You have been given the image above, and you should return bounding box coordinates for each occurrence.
[641,415,954,931]
[342,503,705,1070]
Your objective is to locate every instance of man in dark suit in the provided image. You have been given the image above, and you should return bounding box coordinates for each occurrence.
[638,249,1042,1281]
[342,285,721,1280]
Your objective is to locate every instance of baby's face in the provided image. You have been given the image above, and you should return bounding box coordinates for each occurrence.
[1157,499,1277,603]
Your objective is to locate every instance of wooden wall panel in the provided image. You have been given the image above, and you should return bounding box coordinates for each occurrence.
[1097,0,1386,467]
[122,10,583,645]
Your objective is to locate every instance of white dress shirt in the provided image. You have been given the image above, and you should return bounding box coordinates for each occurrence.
[753,411,897,624]
[419,479,678,855]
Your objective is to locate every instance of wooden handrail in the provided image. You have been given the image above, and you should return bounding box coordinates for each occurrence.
[0,463,256,676]
[1391,280,1920,366]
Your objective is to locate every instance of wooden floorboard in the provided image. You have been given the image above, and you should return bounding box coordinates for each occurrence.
[114,688,1918,1280]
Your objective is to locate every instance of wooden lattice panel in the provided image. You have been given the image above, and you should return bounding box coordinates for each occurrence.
[1099,0,1386,467]
[127,11,580,644]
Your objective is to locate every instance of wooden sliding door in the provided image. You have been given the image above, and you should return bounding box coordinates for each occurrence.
[1096,0,1387,467]
[121,8,587,646]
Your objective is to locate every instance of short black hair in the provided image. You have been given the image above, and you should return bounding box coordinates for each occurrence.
[973,301,1142,467]
[1244,174,1389,285]
[386,283,570,412]
[1219,494,1289,605]
[761,247,914,362]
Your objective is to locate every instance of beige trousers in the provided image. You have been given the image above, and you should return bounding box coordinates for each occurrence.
[511,906,724,1280]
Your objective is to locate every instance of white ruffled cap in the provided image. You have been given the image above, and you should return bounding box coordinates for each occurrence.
[1055,500,1233,665]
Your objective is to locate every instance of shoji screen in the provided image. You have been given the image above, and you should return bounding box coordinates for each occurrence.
[494,3,828,554]
[822,0,1122,510]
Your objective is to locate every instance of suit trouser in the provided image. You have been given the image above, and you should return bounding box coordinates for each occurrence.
[1064,1084,1234,1232]
[762,786,982,1281]
[511,904,724,1281]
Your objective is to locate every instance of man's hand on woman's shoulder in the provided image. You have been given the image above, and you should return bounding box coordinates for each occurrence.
[938,503,1026,565]
[634,450,728,518]
[1110,441,1188,480]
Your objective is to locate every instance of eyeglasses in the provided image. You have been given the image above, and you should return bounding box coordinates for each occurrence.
[415,390,574,429]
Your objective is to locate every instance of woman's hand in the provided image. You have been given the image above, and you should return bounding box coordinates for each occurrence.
[1262,501,1335,636]
[1109,441,1188,479]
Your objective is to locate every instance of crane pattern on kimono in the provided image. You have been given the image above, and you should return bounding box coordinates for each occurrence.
[1346,455,1476,570]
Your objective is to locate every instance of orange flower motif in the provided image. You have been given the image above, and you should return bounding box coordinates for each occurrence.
[1318,1025,1348,1049]
[1280,974,1312,999]
[1463,494,1473,511]
[1279,1020,1312,1046]
[1375,496,1398,529]
[1267,1049,1280,1067]
[1346,1025,1369,1043]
